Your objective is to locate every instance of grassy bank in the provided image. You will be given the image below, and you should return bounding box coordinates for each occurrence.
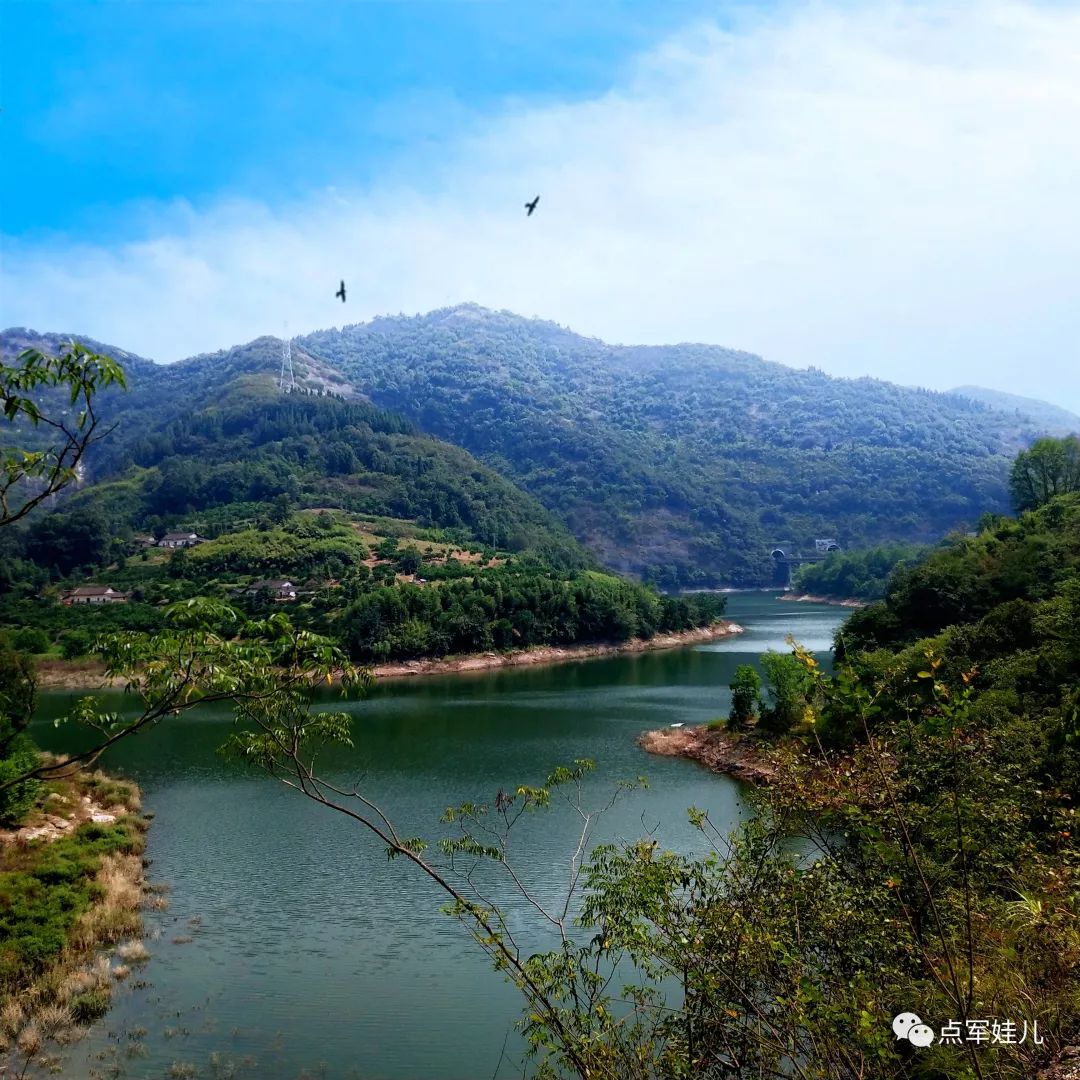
[0,769,151,1073]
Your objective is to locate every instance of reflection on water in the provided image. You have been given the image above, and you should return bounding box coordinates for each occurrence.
[26,594,844,1079]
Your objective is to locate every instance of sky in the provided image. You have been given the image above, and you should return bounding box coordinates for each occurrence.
[2,0,1079,410]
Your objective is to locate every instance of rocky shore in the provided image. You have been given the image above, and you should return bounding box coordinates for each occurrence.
[780,593,866,608]
[637,725,777,784]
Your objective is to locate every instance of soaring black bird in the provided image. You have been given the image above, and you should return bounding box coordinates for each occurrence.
[525,195,540,216]
[335,280,346,302]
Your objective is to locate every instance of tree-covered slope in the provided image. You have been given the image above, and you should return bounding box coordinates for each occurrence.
[0,330,588,568]
[838,491,1080,659]
[90,375,585,560]
[951,385,1080,437]
[5,312,1054,587]
[301,305,1039,586]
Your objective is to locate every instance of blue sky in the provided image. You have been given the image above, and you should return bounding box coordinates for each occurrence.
[2,1,1079,411]
[3,0,721,241]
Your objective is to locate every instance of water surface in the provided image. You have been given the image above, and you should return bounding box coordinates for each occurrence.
[28,593,843,1079]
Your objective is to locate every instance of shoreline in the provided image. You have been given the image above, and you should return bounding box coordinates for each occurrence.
[0,768,150,1067]
[34,621,745,690]
[637,724,777,784]
[371,621,744,679]
[779,592,866,608]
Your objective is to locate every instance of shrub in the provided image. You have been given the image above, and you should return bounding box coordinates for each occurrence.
[758,652,815,735]
[0,737,41,826]
[728,664,762,730]
[12,627,49,655]
[69,990,110,1024]
[58,630,94,661]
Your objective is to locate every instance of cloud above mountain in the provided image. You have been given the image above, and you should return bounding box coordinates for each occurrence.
[3,1,1078,407]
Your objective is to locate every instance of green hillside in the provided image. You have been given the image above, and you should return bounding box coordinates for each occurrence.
[2,335,733,665]
[0,330,583,563]
[4,310,1059,588]
[90,376,586,562]
[301,305,1040,586]
[950,384,1080,437]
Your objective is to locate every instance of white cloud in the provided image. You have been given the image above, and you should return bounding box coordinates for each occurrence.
[3,0,1080,408]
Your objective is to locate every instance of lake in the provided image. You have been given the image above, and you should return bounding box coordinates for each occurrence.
[27,593,845,1080]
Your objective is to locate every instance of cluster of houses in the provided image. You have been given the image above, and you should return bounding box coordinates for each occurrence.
[57,530,327,607]
[60,533,207,604]
[61,578,304,606]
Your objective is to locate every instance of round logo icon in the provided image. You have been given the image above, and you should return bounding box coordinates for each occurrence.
[908,1023,935,1048]
[892,1013,923,1040]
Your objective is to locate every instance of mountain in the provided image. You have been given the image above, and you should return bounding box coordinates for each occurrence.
[0,328,159,381]
[5,309,1052,587]
[0,329,586,567]
[949,385,1080,437]
[300,305,1042,586]
[2,331,732,666]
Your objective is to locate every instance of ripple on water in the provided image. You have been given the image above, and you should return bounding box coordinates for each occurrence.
[26,595,846,1080]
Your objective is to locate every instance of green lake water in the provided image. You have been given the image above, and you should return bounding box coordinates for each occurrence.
[27,593,844,1080]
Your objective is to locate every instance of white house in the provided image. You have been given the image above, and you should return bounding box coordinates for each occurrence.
[62,585,130,605]
[158,531,204,549]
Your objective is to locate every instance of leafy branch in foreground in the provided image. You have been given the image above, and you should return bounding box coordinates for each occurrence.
[0,342,126,526]
[222,693,639,1079]
[0,598,366,794]
[220,633,1075,1079]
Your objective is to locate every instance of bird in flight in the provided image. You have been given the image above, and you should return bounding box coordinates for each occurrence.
[525,195,540,216]
[335,280,346,302]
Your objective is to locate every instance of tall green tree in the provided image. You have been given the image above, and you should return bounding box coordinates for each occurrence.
[0,342,123,822]
[728,663,762,730]
[758,650,814,734]
[0,643,34,757]
[1009,435,1080,511]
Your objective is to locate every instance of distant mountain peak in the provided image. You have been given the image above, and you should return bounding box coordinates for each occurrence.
[950,385,1080,436]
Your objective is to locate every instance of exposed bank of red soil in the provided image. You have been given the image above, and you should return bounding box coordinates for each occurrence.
[371,622,745,679]
[637,725,777,784]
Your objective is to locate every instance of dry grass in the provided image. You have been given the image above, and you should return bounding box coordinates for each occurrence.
[51,1022,87,1047]
[116,940,150,964]
[70,853,143,951]
[34,1005,72,1037]
[16,1023,41,1057]
[1,771,151,1068]
[0,1000,25,1038]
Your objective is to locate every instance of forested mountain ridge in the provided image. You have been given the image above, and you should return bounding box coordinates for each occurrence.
[89,375,586,560]
[301,305,1042,585]
[0,328,158,380]
[0,329,357,459]
[950,384,1080,437]
[3,310,1056,587]
[0,331,590,572]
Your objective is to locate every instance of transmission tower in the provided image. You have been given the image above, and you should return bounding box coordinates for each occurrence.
[279,335,296,393]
